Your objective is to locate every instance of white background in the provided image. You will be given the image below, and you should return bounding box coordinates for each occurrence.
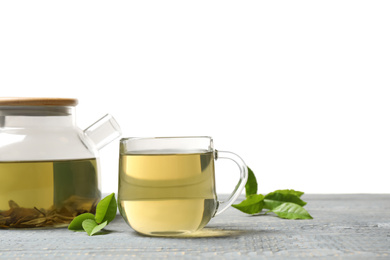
[1,1,389,194]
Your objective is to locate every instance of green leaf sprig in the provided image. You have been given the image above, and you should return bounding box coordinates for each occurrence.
[68,193,117,236]
[232,168,313,220]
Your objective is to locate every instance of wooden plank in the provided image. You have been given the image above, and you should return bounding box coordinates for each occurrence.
[0,194,389,258]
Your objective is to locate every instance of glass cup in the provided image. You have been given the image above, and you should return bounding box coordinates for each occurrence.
[118,136,248,237]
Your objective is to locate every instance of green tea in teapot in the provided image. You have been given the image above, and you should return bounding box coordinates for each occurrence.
[0,158,100,228]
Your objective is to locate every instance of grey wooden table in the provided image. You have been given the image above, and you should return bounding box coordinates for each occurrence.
[1,194,389,259]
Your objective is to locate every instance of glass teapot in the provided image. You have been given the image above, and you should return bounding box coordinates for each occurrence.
[0,97,121,228]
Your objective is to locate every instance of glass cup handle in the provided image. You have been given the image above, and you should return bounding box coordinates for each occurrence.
[214,150,248,216]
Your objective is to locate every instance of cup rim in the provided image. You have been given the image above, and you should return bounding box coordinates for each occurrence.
[120,136,212,142]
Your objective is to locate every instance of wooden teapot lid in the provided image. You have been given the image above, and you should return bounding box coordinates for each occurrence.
[0,97,78,106]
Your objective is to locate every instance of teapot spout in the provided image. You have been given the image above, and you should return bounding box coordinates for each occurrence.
[83,114,122,150]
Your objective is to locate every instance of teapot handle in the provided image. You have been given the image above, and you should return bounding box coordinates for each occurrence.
[214,150,248,216]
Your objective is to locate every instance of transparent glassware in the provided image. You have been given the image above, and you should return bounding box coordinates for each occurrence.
[0,97,121,228]
[118,136,248,236]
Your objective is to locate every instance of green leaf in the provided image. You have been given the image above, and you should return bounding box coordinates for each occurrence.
[268,202,313,219]
[273,189,304,198]
[232,194,264,214]
[264,191,307,210]
[68,213,96,231]
[245,167,258,197]
[95,193,117,224]
[82,219,108,236]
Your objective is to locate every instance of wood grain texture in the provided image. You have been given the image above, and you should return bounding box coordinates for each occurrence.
[0,194,389,259]
[0,97,78,106]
